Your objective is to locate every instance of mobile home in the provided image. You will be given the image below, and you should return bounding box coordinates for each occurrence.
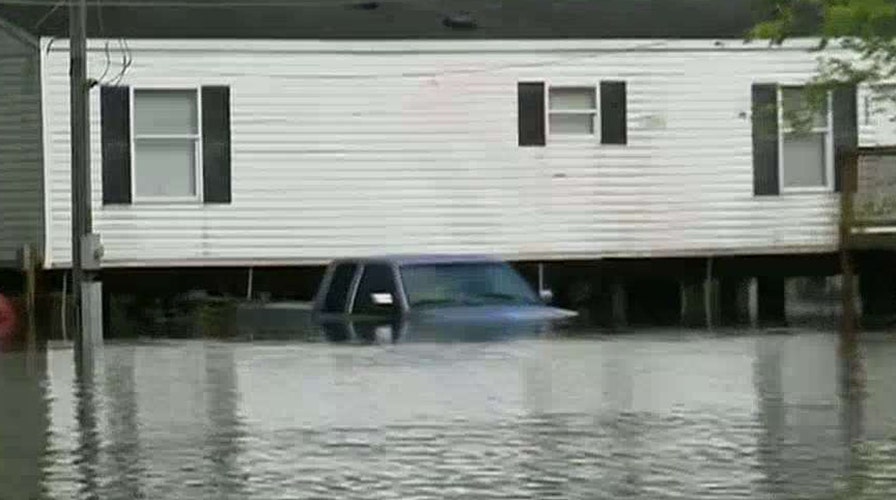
[1,0,893,321]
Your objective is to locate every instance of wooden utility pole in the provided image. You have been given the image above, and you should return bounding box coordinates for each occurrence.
[839,151,858,353]
[70,0,100,361]
[23,244,37,347]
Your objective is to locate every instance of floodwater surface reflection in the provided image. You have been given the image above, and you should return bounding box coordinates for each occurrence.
[1,331,895,499]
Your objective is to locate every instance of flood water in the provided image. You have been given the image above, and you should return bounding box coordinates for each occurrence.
[2,329,896,500]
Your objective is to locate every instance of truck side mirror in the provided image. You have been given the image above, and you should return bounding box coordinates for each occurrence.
[539,289,554,303]
[371,293,394,306]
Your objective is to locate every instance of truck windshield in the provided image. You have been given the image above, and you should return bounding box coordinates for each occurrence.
[399,262,540,308]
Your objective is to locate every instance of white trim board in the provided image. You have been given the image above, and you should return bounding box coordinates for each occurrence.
[40,37,843,54]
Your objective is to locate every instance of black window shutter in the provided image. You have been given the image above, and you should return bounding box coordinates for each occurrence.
[518,82,545,146]
[752,84,780,196]
[202,86,232,203]
[100,86,131,204]
[833,84,858,193]
[600,81,627,144]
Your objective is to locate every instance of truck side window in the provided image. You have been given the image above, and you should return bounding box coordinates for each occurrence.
[353,264,399,315]
[322,263,358,313]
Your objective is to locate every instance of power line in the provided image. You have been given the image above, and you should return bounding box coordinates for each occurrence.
[111,36,131,85]
[29,0,63,29]
[96,0,112,83]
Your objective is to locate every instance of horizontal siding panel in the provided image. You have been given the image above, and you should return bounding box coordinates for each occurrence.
[0,30,43,265]
[40,41,870,266]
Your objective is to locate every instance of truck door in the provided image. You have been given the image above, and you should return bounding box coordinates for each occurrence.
[351,263,402,342]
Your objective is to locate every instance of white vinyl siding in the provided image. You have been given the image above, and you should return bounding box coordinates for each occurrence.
[778,86,833,192]
[0,26,43,267]
[35,39,884,268]
[861,83,896,147]
[132,88,201,200]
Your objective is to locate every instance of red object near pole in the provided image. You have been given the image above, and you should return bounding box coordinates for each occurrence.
[0,293,17,345]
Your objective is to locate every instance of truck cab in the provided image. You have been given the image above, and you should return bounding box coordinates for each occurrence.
[310,255,577,342]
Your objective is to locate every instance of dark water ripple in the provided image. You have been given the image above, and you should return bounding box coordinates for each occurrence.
[1,331,896,499]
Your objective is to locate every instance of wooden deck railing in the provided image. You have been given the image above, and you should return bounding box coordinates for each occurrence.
[838,147,896,340]
[842,147,896,249]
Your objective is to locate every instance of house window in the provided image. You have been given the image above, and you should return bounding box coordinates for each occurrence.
[517,81,627,146]
[548,87,596,135]
[132,89,201,199]
[779,86,833,190]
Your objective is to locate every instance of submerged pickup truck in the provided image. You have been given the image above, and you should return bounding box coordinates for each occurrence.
[235,254,578,342]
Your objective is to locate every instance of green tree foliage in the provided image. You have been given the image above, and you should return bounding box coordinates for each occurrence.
[750,0,896,123]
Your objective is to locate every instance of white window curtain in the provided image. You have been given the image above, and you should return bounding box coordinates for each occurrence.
[133,89,200,198]
[780,87,830,189]
[782,132,826,187]
[548,87,596,135]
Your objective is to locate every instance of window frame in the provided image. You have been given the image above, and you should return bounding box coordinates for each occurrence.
[777,85,834,194]
[320,262,362,314]
[129,86,204,204]
[351,263,402,316]
[545,85,598,138]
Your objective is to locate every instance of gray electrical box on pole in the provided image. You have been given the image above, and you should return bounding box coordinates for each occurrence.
[70,0,103,363]
[81,233,103,271]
